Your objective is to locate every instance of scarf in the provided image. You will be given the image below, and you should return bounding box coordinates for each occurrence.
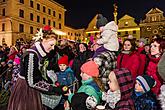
[102,90,121,109]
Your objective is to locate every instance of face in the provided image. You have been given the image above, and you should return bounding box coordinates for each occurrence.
[123,40,132,51]
[80,72,91,81]
[108,71,120,92]
[93,43,100,51]
[79,44,86,53]
[42,38,56,53]
[135,80,144,92]
[144,45,150,53]
[8,64,13,67]
[150,41,160,56]
[59,64,67,71]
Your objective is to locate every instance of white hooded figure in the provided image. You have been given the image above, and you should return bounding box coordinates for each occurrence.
[97,21,119,51]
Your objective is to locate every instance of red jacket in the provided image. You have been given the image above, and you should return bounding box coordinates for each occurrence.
[146,55,163,95]
[117,51,140,81]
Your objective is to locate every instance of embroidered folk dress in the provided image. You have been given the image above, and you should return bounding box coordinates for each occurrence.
[7,42,65,110]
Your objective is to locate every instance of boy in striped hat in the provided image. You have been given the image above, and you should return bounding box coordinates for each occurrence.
[132,75,160,110]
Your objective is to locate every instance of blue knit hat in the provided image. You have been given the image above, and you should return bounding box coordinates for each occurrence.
[136,75,156,92]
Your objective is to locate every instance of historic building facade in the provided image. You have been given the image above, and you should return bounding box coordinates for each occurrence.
[118,14,140,40]
[0,0,84,46]
[140,8,165,39]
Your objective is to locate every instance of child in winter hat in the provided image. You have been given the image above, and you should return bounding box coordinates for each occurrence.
[56,55,76,110]
[96,14,108,29]
[132,75,159,110]
[101,68,134,110]
[67,61,102,109]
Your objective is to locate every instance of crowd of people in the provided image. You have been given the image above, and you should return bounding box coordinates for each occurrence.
[0,14,165,110]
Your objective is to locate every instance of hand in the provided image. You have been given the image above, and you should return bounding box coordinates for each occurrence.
[64,89,72,96]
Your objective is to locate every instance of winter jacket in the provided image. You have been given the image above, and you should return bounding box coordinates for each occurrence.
[117,51,140,81]
[97,21,119,51]
[105,68,134,110]
[132,91,158,110]
[93,46,117,90]
[68,78,102,104]
[146,55,163,95]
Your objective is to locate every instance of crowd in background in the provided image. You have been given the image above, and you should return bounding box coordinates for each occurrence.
[0,14,165,110]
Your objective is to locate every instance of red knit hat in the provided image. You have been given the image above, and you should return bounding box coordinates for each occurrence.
[80,61,99,77]
[58,55,68,66]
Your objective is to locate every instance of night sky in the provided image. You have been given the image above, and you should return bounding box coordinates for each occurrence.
[55,0,165,29]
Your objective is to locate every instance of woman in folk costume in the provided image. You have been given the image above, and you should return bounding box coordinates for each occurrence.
[7,26,68,110]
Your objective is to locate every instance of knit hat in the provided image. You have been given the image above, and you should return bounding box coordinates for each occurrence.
[71,92,97,110]
[7,60,13,64]
[58,55,68,66]
[136,75,156,92]
[96,14,108,29]
[80,61,99,77]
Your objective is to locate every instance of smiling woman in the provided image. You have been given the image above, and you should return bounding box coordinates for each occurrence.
[7,25,68,110]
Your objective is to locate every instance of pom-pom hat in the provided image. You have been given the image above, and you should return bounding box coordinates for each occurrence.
[96,14,108,29]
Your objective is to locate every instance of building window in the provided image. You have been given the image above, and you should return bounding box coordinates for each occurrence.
[30,26,33,34]
[19,0,24,4]
[37,16,40,23]
[43,6,46,13]
[48,9,51,15]
[19,9,24,18]
[30,0,33,8]
[37,3,40,10]
[124,22,128,26]
[19,24,24,32]
[53,21,56,27]
[2,23,5,31]
[59,14,61,19]
[125,31,128,35]
[118,32,121,35]
[68,32,70,35]
[53,11,56,17]
[2,8,5,16]
[71,33,72,36]
[43,18,46,24]
[48,20,51,26]
[30,13,33,21]
[59,23,61,29]
[3,0,6,2]
[133,30,136,34]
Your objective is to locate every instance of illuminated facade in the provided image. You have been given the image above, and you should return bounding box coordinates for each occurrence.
[85,14,100,41]
[0,0,66,46]
[118,14,140,40]
[140,8,165,39]
[64,26,85,42]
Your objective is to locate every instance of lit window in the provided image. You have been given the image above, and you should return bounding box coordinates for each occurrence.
[124,22,128,26]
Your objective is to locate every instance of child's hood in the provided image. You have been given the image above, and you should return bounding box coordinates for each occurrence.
[103,21,118,32]
[113,68,134,100]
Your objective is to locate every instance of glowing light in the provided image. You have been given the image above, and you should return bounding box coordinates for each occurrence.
[52,29,67,35]
[118,28,140,32]
[86,31,100,34]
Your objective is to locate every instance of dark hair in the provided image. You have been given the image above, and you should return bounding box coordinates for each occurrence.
[152,38,165,54]
[42,30,57,40]
[123,38,136,51]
